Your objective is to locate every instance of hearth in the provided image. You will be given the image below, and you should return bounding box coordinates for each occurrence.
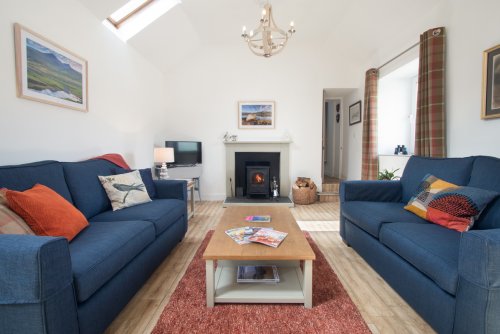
[246,166,270,198]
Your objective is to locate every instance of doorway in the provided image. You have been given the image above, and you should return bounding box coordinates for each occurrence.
[322,98,342,184]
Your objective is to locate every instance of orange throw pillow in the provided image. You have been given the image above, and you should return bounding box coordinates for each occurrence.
[6,184,88,241]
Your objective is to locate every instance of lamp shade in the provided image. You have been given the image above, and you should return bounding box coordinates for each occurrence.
[154,147,175,163]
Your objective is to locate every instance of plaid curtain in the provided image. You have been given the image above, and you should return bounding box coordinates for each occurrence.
[415,27,446,157]
[361,69,379,180]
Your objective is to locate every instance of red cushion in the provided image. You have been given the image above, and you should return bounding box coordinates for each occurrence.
[6,184,88,241]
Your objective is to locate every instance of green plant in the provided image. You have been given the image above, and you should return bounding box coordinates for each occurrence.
[378,168,400,180]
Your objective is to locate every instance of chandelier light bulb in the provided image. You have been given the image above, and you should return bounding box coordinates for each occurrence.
[290,21,294,27]
[249,30,254,37]
[242,26,246,33]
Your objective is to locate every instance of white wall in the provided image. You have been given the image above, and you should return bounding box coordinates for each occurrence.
[164,44,361,199]
[1,0,167,167]
[446,0,500,157]
[342,91,364,180]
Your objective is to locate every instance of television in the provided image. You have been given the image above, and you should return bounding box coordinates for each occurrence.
[165,141,202,166]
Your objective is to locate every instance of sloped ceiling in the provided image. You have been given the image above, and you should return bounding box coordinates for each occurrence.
[79,0,447,73]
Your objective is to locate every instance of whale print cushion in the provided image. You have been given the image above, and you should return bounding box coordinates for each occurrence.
[405,174,499,232]
[98,170,151,211]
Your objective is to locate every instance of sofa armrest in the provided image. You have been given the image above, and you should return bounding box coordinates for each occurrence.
[340,180,402,203]
[0,235,78,333]
[154,179,187,202]
[454,229,500,333]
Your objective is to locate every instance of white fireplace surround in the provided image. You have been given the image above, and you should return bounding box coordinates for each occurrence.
[224,140,291,198]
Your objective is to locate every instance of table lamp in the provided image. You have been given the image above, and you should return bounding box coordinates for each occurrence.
[154,147,175,179]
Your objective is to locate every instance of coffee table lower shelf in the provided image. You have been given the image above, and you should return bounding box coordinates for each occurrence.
[205,260,312,308]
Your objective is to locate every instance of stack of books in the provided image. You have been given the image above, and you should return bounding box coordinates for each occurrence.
[236,265,280,283]
[225,215,288,248]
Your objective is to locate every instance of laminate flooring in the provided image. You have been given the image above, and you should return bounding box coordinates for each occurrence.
[105,200,435,334]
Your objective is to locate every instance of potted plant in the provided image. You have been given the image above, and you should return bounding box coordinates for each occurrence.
[378,168,400,180]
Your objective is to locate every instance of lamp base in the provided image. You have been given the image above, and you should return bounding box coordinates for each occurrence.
[159,163,169,180]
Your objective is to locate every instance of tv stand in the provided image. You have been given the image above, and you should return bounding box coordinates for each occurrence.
[169,164,198,168]
[165,165,202,201]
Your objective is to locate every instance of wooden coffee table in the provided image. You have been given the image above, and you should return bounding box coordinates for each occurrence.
[203,206,316,308]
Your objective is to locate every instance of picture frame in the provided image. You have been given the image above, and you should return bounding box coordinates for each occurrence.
[238,101,275,129]
[14,23,88,112]
[482,44,500,119]
[349,101,362,125]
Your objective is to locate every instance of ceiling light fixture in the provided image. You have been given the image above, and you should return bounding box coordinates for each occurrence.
[241,3,295,58]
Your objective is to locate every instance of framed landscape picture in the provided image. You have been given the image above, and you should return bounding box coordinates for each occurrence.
[349,101,362,125]
[238,101,275,129]
[482,44,500,119]
[14,23,88,112]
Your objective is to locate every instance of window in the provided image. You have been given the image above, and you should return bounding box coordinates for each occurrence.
[107,0,154,28]
[104,0,181,41]
[378,58,419,155]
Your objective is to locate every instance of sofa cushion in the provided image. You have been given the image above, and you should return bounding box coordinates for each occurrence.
[89,199,185,236]
[342,201,429,238]
[5,184,88,241]
[379,223,460,295]
[114,168,157,198]
[0,160,73,203]
[98,170,151,211]
[468,156,500,230]
[69,220,155,302]
[405,174,498,232]
[400,156,475,203]
[63,160,119,218]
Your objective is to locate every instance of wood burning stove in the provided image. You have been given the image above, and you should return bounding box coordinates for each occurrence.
[246,166,270,198]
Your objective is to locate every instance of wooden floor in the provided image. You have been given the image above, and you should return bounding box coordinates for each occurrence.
[105,201,435,334]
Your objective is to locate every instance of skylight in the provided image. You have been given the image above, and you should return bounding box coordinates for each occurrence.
[104,0,181,42]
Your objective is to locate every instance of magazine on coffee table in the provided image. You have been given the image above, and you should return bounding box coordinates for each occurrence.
[237,265,280,283]
[247,229,288,248]
[244,215,271,223]
[225,226,273,245]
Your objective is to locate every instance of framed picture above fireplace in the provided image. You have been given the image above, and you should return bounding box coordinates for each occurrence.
[238,101,275,129]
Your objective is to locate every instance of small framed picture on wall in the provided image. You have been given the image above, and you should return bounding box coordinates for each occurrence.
[349,101,362,125]
[482,44,500,119]
[238,101,275,129]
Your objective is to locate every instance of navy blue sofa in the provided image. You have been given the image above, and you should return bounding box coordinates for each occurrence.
[0,159,188,334]
[340,156,500,333]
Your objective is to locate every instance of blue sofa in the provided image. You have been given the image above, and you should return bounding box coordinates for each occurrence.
[0,159,188,334]
[340,155,500,333]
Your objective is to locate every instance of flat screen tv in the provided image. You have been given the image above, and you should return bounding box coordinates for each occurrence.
[165,141,202,166]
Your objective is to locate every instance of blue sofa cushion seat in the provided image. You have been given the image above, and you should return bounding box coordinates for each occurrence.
[0,161,73,203]
[69,220,155,302]
[62,160,119,219]
[468,156,500,230]
[89,199,185,236]
[379,223,461,295]
[342,201,429,238]
[400,156,475,203]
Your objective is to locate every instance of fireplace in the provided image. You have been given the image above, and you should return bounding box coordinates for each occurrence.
[234,152,280,198]
[246,166,270,198]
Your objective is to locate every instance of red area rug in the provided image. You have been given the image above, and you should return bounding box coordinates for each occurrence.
[152,231,370,334]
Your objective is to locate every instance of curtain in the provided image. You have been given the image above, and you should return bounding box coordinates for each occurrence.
[361,68,379,180]
[415,27,446,157]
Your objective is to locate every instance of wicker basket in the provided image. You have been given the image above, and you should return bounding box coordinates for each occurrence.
[292,183,317,205]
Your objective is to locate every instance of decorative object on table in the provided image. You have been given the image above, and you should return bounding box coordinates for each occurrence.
[247,228,288,248]
[154,147,175,179]
[14,23,88,112]
[271,176,280,200]
[98,170,151,211]
[482,44,500,119]
[349,101,362,125]
[238,101,275,128]
[237,265,280,283]
[225,226,273,245]
[292,177,317,205]
[241,3,295,58]
[404,174,499,232]
[245,215,271,223]
[223,132,238,142]
[377,168,400,180]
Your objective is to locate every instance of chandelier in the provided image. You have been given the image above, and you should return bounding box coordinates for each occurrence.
[241,3,295,57]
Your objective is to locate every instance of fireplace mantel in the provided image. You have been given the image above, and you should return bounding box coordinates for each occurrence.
[225,141,291,199]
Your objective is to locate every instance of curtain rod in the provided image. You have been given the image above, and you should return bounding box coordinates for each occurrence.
[377,41,420,70]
